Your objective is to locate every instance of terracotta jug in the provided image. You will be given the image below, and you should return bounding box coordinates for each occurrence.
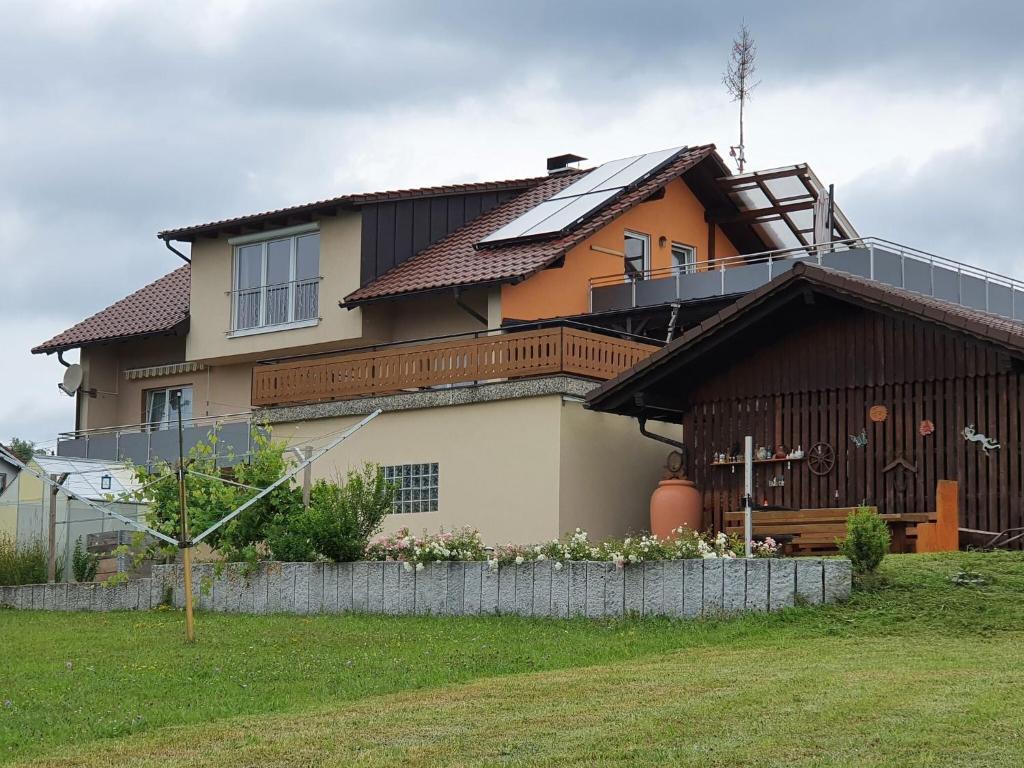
[650,478,702,538]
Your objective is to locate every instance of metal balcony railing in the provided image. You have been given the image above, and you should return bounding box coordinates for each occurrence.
[56,413,254,469]
[588,237,1024,321]
[231,277,320,332]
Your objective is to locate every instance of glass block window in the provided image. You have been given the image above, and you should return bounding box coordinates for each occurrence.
[383,463,439,514]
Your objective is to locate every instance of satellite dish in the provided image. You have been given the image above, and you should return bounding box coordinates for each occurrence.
[59,364,83,396]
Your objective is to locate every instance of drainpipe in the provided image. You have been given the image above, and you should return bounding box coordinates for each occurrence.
[57,350,81,435]
[638,414,690,477]
[453,288,487,326]
[161,236,191,264]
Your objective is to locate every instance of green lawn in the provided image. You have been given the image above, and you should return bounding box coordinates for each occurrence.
[2,551,1023,766]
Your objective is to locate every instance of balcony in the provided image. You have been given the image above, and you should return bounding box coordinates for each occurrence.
[230,277,320,336]
[57,413,254,469]
[590,237,1024,322]
[251,324,661,408]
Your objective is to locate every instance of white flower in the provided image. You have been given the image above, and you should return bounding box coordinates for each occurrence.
[702,552,717,559]
[515,556,524,565]
[537,553,546,561]
[553,562,563,571]
[415,562,425,572]
[403,561,412,572]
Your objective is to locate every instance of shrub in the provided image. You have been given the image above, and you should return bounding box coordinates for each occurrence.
[366,526,747,570]
[306,465,396,562]
[838,507,891,575]
[0,534,47,586]
[367,526,486,570]
[71,536,99,582]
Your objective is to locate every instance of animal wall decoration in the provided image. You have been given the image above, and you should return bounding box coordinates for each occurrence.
[962,424,1000,456]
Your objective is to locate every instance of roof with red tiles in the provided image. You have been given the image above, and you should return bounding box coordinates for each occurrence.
[343,145,717,305]
[586,262,1024,416]
[158,176,546,242]
[32,265,190,354]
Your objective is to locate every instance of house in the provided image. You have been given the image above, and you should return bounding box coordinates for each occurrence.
[0,445,19,498]
[0,455,146,574]
[32,143,899,543]
[587,262,1024,542]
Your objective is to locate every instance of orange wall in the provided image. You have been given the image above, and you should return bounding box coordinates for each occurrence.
[501,177,740,321]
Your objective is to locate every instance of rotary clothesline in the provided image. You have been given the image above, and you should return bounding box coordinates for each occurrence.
[0,409,381,548]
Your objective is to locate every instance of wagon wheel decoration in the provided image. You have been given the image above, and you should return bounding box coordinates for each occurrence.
[807,442,836,476]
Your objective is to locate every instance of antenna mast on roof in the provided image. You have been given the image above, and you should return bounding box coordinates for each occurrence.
[723,23,760,173]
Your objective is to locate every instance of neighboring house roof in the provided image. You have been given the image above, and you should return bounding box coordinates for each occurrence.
[32,265,190,355]
[158,176,547,242]
[343,144,717,306]
[32,455,140,500]
[587,262,1024,416]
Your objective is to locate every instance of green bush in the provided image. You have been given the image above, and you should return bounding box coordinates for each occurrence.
[305,464,396,562]
[71,536,99,582]
[0,534,47,586]
[838,506,891,575]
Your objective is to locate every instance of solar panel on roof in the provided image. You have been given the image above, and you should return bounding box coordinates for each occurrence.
[480,189,619,244]
[478,146,687,246]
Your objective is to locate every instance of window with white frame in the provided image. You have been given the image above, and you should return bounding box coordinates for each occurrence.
[145,385,193,431]
[383,463,439,514]
[671,242,697,274]
[233,228,320,331]
[624,231,650,280]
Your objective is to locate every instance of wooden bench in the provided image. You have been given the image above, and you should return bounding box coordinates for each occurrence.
[724,507,878,555]
[724,481,961,556]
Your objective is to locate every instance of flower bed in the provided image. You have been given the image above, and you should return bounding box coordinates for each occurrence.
[365,527,782,571]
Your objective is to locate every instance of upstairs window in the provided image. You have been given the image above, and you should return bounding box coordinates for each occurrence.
[145,385,193,431]
[672,242,696,274]
[233,228,320,332]
[624,231,650,280]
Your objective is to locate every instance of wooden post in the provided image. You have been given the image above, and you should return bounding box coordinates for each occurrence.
[175,391,196,643]
[48,472,69,583]
[302,447,313,510]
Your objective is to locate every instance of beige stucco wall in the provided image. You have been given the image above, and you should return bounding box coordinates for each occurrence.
[273,395,564,545]
[557,401,674,540]
[186,213,366,364]
[79,337,254,431]
[271,394,677,546]
[359,287,493,344]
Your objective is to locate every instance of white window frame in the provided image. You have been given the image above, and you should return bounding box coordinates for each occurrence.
[229,223,321,337]
[671,242,697,274]
[144,385,194,432]
[623,230,650,281]
[383,463,439,514]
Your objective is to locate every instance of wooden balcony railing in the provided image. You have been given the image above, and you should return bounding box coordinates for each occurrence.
[251,326,660,408]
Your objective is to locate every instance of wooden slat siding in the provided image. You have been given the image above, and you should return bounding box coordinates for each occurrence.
[359,189,522,286]
[684,303,1023,545]
[251,328,659,407]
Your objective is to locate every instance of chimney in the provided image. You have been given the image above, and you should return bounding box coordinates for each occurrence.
[546,153,586,175]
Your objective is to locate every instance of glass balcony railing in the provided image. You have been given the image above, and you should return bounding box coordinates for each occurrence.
[589,237,1024,322]
[56,413,254,469]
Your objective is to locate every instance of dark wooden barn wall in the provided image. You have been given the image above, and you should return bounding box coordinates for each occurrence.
[359,189,521,286]
[682,307,1023,540]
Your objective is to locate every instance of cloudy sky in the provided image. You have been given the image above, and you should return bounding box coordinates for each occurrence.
[2,0,1022,448]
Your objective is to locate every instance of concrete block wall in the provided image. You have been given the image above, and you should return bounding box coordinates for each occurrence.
[0,561,851,622]
[0,559,852,617]
[0,578,157,612]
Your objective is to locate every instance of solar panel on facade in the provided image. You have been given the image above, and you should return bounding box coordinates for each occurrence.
[479,146,686,246]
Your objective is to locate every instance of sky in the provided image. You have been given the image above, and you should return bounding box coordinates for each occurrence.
[1,0,1022,449]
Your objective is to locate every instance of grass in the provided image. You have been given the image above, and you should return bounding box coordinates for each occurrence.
[1,551,1023,766]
